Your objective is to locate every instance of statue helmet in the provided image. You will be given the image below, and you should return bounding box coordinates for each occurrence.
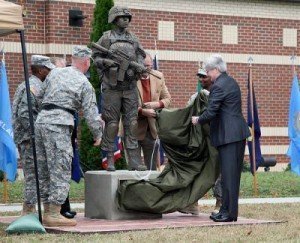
[108,6,132,24]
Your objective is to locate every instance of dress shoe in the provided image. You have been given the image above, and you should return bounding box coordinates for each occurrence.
[210,206,226,220]
[61,211,75,219]
[69,211,77,216]
[212,213,237,222]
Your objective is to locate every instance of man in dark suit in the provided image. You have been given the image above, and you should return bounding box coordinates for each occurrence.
[192,54,250,222]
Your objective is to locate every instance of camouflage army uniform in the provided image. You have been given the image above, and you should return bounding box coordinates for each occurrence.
[12,75,45,205]
[35,66,102,205]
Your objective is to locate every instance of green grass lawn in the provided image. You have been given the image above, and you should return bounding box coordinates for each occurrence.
[0,171,299,204]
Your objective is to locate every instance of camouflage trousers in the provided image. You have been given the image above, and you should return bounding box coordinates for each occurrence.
[101,88,138,151]
[19,140,40,205]
[35,123,73,205]
[212,174,222,200]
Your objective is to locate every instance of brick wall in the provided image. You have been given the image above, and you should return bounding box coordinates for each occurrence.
[130,9,300,56]
[4,0,298,164]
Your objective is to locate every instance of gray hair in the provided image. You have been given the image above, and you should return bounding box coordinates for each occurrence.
[204,54,227,73]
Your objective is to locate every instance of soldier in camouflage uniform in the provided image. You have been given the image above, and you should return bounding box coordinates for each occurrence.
[92,6,147,171]
[12,55,55,216]
[35,46,102,227]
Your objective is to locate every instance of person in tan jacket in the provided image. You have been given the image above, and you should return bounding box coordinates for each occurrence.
[134,53,171,170]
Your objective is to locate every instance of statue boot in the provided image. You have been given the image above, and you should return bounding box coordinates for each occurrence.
[126,148,147,171]
[106,152,116,171]
[43,203,76,227]
[21,202,36,216]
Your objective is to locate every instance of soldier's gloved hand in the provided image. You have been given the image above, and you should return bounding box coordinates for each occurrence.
[136,66,147,74]
[93,58,103,68]
[93,138,102,146]
[103,59,117,67]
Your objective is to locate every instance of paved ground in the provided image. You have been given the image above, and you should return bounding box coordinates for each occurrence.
[0,212,282,234]
[0,197,299,212]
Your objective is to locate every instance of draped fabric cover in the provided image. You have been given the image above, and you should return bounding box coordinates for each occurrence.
[117,92,219,214]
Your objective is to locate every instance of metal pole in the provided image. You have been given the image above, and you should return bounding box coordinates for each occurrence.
[18,30,42,223]
[291,53,296,76]
[3,173,8,203]
[248,58,258,196]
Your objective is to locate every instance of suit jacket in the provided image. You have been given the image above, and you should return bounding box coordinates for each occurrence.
[198,72,250,147]
[137,70,171,140]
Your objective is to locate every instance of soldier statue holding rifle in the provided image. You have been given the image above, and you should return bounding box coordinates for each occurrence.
[92,6,150,171]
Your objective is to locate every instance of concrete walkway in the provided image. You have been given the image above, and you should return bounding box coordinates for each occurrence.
[0,197,299,212]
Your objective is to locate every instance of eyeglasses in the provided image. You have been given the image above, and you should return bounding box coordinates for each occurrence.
[198,75,207,78]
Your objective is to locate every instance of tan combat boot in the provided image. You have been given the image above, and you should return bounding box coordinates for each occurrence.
[21,202,36,216]
[43,203,77,227]
[179,202,199,215]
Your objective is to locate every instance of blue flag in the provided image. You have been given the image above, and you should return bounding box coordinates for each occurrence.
[71,113,83,183]
[247,70,263,174]
[287,75,300,176]
[0,61,17,181]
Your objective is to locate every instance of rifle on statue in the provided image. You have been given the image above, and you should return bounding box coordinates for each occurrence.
[91,42,161,80]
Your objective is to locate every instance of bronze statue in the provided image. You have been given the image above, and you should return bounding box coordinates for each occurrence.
[92,6,147,171]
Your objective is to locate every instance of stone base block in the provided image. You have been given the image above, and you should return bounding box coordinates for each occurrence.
[85,170,162,220]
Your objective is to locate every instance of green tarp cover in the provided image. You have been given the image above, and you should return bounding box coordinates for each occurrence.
[117,92,219,214]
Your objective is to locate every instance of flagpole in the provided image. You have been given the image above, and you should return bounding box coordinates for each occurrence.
[248,57,258,197]
[291,52,296,76]
[3,173,8,203]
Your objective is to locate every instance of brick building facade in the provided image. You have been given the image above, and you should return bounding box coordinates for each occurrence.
[3,0,300,170]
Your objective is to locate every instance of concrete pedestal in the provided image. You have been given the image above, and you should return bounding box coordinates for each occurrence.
[85,170,162,220]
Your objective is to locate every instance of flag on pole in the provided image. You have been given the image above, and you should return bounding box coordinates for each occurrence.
[247,69,263,174]
[0,60,17,181]
[287,75,300,176]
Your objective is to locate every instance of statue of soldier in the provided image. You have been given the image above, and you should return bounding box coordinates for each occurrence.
[92,6,147,171]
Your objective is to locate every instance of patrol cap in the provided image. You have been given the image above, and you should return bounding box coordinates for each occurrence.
[72,46,92,58]
[31,55,55,70]
[197,68,207,77]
